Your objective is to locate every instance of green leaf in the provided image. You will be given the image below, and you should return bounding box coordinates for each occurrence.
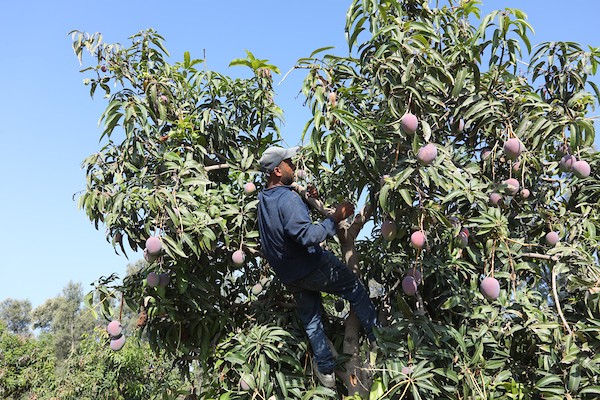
[379,184,390,209]
[164,151,181,162]
[325,134,336,165]
[162,234,188,258]
[588,81,600,101]
[310,46,335,57]
[567,365,581,393]
[421,120,432,142]
[347,16,367,51]
[535,374,562,388]
[580,386,600,395]
[184,51,191,68]
[399,188,412,206]
[83,291,94,309]
[440,296,461,310]
[433,367,459,383]
[348,134,365,160]
[370,377,386,400]
[493,370,512,384]
[393,167,415,187]
[451,67,468,98]
[229,58,251,68]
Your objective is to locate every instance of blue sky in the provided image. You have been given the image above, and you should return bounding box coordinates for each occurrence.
[0,1,598,309]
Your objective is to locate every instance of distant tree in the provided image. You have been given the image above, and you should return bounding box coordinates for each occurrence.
[52,326,188,400]
[0,322,55,399]
[0,298,32,335]
[126,258,146,276]
[1,320,190,400]
[31,281,98,360]
[30,298,58,332]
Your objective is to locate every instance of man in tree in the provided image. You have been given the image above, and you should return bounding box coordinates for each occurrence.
[257,146,378,387]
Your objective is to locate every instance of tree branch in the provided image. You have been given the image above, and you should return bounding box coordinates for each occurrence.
[523,252,571,334]
[204,163,230,171]
[552,264,573,335]
[521,252,560,262]
[229,299,297,311]
[348,203,373,238]
[291,183,335,216]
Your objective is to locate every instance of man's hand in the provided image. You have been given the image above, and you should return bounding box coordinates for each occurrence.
[306,184,319,200]
[331,201,355,223]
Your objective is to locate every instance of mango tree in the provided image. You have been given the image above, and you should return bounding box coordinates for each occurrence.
[296,0,600,398]
[73,0,600,397]
[72,29,341,399]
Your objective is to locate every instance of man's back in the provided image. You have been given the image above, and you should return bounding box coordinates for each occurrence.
[257,185,336,283]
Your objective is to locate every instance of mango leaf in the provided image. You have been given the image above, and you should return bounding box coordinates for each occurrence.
[370,377,385,400]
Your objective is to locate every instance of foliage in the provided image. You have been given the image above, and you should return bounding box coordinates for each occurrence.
[52,327,187,400]
[31,281,97,360]
[71,0,600,398]
[0,322,55,400]
[0,316,189,399]
[297,0,600,398]
[71,28,324,397]
[0,298,32,335]
[202,324,336,399]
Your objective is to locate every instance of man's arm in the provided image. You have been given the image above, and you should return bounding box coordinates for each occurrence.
[281,192,354,247]
[292,183,353,221]
[330,201,355,223]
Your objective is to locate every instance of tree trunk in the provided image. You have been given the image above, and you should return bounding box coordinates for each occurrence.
[293,184,374,395]
[336,208,373,398]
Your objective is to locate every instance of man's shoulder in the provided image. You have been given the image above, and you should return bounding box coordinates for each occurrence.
[263,185,296,196]
[261,185,302,205]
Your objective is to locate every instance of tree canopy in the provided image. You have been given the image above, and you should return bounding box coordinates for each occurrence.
[0,298,32,335]
[72,0,600,398]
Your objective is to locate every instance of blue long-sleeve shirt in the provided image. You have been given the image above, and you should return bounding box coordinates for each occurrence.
[257,185,337,283]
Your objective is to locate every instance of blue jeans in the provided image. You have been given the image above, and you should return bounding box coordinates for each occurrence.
[286,250,378,374]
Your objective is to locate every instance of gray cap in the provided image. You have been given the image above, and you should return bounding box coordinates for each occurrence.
[259,146,300,173]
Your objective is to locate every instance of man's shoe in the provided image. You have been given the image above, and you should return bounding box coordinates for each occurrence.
[313,360,336,388]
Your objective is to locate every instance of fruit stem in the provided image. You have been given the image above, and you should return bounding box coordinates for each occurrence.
[506,123,515,139]
[520,158,526,188]
[415,292,427,316]
[491,149,496,182]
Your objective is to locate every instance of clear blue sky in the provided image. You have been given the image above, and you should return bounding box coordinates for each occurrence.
[0,1,598,309]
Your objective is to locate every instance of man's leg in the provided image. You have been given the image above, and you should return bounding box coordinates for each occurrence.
[291,288,337,374]
[302,252,377,341]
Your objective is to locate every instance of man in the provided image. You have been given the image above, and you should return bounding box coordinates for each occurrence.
[257,145,378,388]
